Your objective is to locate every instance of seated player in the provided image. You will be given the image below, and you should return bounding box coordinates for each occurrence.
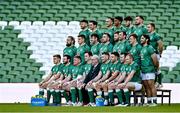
[107,53,126,105]
[62,55,83,106]
[101,52,121,105]
[116,54,142,106]
[94,52,111,106]
[38,54,63,104]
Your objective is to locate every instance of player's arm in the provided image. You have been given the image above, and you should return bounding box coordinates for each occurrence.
[61,75,72,84]
[116,72,126,84]
[157,40,163,55]
[151,53,159,68]
[106,71,119,83]
[40,72,52,84]
[92,71,102,82]
[99,70,110,82]
[124,70,135,85]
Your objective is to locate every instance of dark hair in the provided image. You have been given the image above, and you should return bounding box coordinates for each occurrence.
[63,55,71,61]
[136,15,144,20]
[124,16,133,21]
[129,33,138,40]
[85,51,93,56]
[114,16,123,22]
[89,20,98,26]
[103,32,111,39]
[114,31,120,34]
[91,33,99,39]
[111,52,119,58]
[78,34,85,39]
[74,55,81,61]
[107,17,114,22]
[142,34,150,44]
[80,19,88,24]
[53,54,61,59]
[121,31,127,36]
[68,36,75,45]
[102,52,110,57]
[149,22,155,29]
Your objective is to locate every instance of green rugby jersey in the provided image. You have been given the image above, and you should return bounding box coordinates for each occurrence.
[91,42,101,55]
[99,42,113,55]
[125,62,141,83]
[76,43,90,64]
[129,43,142,65]
[140,45,156,73]
[148,32,161,54]
[71,64,84,80]
[100,61,110,76]
[133,25,148,43]
[79,28,91,46]
[63,45,77,62]
[61,63,73,78]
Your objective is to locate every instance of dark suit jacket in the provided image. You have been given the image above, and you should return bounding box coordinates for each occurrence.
[83,63,101,84]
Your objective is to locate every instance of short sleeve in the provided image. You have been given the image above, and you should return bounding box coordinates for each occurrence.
[148,45,155,55]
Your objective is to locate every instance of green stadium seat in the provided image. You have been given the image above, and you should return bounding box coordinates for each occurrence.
[19,14,30,18]
[16,5,28,10]
[0,2,9,6]
[52,5,62,10]
[87,6,98,10]
[21,2,32,6]
[80,1,90,6]
[15,17,26,21]
[33,1,44,6]
[47,9,58,14]
[19,62,31,68]
[4,54,16,60]
[11,1,21,6]
[36,9,46,14]
[29,5,39,10]
[31,14,42,18]
[71,9,81,14]
[1,9,11,15]
[41,5,51,10]
[24,9,34,14]
[10,78,22,83]
[14,66,26,72]
[16,54,28,61]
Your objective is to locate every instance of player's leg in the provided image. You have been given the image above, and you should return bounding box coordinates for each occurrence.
[70,80,77,105]
[76,81,84,106]
[61,83,71,104]
[94,82,103,96]
[85,82,96,105]
[108,82,116,105]
[102,82,109,105]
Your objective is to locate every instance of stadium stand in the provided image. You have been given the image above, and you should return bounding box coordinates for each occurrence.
[0,0,179,83]
[0,26,44,83]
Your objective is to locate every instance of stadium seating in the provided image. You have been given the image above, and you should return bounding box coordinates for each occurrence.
[0,26,44,83]
[0,0,179,83]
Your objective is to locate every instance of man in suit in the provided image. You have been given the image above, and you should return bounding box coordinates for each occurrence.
[80,55,101,106]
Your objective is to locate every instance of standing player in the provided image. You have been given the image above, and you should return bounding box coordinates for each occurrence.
[140,35,159,106]
[124,16,135,39]
[114,16,125,32]
[79,20,90,46]
[118,31,131,54]
[147,23,163,88]
[134,16,148,43]
[104,17,114,44]
[129,34,142,65]
[113,31,121,52]
[39,54,63,104]
[63,36,77,63]
[94,52,111,105]
[101,52,121,105]
[76,34,90,64]
[89,20,102,41]
[116,54,142,106]
[99,33,113,55]
[90,33,101,55]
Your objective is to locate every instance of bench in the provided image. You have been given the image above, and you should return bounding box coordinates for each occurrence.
[132,89,171,105]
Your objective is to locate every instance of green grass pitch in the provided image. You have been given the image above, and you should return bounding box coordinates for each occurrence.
[0,104,180,113]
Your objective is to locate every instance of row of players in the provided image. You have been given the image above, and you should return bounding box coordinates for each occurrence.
[39,33,159,106]
[65,16,163,87]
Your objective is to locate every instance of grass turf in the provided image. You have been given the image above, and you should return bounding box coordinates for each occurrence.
[0,104,180,112]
